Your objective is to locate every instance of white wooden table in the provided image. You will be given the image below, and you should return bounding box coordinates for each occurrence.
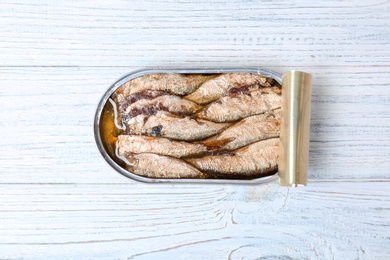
[1,1,389,259]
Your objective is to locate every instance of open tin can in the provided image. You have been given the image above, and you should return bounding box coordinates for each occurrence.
[94,68,312,186]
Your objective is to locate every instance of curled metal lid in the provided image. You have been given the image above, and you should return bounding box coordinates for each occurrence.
[278,70,312,187]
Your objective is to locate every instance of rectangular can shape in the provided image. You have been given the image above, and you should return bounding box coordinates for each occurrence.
[94,67,287,185]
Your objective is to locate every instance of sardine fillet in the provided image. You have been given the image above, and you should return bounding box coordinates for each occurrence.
[115,73,212,100]
[184,73,274,105]
[125,111,232,141]
[204,111,280,150]
[113,90,170,111]
[117,135,208,158]
[124,153,207,178]
[197,87,281,122]
[186,138,279,178]
[186,74,217,90]
[123,95,202,117]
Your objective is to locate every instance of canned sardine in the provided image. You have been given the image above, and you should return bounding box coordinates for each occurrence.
[94,68,311,186]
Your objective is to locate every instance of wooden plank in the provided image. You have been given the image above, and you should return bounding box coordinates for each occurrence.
[1,1,390,259]
[0,181,388,259]
[0,66,389,183]
[0,1,389,67]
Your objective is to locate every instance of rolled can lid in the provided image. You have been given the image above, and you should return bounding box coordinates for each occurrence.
[278,70,312,187]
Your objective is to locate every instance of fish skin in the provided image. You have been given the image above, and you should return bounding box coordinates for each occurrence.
[272,107,282,117]
[203,111,280,150]
[196,87,282,122]
[123,153,207,178]
[125,111,232,141]
[113,90,170,110]
[123,95,202,117]
[184,73,275,105]
[186,74,217,91]
[115,73,212,100]
[117,135,208,158]
[111,90,169,123]
[186,138,279,178]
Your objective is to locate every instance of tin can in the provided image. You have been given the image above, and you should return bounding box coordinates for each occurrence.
[94,68,311,186]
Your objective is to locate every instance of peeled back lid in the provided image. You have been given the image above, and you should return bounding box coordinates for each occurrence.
[279,70,312,187]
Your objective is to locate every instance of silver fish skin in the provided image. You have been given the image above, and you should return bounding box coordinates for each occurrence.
[123,95,202,117]
[117,135,208,158]
[125,111,232,141]
[123,153,207,179]
[184,73,274,105]
[196,87,281,122]
[115,73,212,100]
[204,111,280,150]
[186,138,279,178]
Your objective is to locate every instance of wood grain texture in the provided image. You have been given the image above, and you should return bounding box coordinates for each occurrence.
[0,0,390,259]
[0,182,389,259]
[0,1,389,67]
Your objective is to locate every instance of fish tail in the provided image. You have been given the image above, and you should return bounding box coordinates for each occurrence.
[202,138,235,150]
